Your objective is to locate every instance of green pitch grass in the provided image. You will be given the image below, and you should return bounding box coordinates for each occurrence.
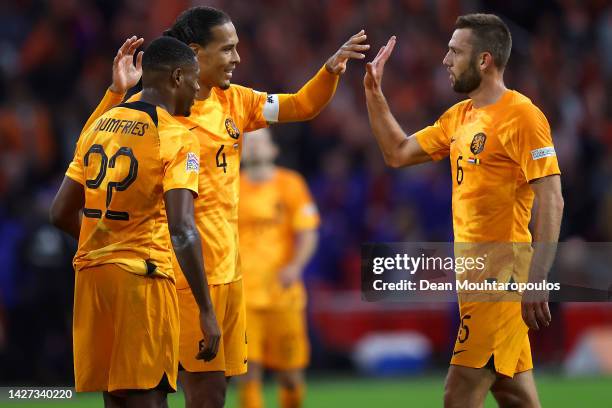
[4,374,611,407]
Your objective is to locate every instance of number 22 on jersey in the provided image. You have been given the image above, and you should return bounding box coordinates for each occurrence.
[83,144,138,221]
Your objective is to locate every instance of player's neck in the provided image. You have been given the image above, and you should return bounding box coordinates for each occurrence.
[140,88,175,114]
[196,85,212,100]
[469,77,507,109]
[246,164,275,182]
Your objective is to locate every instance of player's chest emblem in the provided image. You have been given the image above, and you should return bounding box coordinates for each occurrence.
[470,132,487,155]
[225,117,240,140]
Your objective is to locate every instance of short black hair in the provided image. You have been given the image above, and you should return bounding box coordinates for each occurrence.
[455,13,512,68]
[163,6,231,47]
[142,36,197,72]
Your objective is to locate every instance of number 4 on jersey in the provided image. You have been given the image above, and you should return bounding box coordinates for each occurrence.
[216,145,227,173]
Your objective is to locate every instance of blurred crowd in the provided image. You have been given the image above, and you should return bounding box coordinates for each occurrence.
[0,0,610,384]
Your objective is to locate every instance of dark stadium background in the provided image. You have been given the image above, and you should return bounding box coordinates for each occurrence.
[0,0,610,406]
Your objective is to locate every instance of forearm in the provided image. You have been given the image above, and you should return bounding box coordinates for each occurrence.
[277,65,339,122]
[365,88,411,167]
[171,227,214,313]
[81,88,125,131]
[528,193,564,281]
[289,230,318,270]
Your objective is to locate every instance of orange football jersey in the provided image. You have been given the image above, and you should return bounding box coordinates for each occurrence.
[239,168,320,309]
[415,90,561,243]
[66,101,200,280]
[128,85,273,285]
[94,71,334,286]
[173,85,270,286]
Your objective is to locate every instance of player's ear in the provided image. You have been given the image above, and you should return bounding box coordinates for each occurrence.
[188,43,200,55]
[480,52,493,71]
[171,67,183,88]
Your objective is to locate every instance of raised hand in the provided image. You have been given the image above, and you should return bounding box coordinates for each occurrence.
[364,36,396,91]
[325,30,370,75]
[109,36,144,94]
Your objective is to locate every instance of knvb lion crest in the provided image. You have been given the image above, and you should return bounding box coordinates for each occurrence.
[225,118,240,140]
[470,132,487,155]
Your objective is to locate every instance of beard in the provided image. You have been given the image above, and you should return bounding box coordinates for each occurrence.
[219,78,231,90]
[452,57,482,93]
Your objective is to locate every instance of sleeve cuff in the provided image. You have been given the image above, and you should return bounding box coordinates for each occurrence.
[415,132,445,161]
[106,87,126,102]
[322,64,341,79]
[65,172,84,186]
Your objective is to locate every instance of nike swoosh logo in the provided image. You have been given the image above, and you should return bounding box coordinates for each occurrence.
[453,349,467,356]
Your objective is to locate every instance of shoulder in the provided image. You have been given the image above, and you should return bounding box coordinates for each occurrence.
[442,99,471,118]
[277,167,310,193]
[436,99,471,128]
[506,91,549,124]
[158,110,198,145]
[157,108,184,131]
[112,100,160,128]
[277,167,304,183]
[216,84,263,102]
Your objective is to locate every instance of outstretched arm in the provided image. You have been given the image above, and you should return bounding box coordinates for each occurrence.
[364,37,431,168]
[276,30,370,122]
[81,36,144,131]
